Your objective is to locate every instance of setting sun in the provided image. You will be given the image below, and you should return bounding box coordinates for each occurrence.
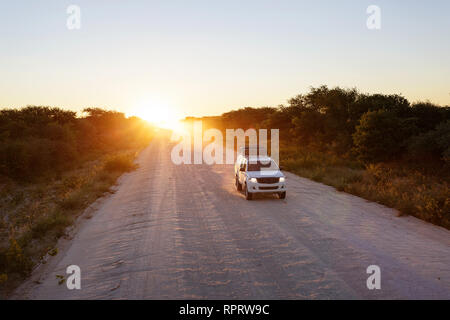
[130,99,182,131]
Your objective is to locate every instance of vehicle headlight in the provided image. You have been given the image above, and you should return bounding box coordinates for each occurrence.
[250,178,257,183]
[279,177,285,182]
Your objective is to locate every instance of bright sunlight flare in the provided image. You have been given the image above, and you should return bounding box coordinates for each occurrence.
[130,98,182,131]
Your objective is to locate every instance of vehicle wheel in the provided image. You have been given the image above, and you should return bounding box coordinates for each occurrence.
[278,192,286,199]
[235,175,242,191]
[245,184,253,200]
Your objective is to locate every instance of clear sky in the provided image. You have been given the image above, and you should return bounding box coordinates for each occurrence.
[0,0,449,121]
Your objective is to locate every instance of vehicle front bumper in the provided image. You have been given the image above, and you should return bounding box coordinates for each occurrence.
[246,181,286,193]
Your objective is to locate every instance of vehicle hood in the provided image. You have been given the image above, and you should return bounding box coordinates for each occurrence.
[246,170,284,178]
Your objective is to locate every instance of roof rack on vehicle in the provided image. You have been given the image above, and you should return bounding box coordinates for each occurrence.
[239,146,268,157]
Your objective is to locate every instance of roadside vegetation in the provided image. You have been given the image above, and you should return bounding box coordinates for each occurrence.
[188,86,450,229]
[0,107,153,295]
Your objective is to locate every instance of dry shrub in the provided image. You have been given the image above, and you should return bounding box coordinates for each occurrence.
[103,154,137,173]
[282,149,450,229]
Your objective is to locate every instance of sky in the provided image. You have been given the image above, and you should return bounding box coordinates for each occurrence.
[0,0,449,121]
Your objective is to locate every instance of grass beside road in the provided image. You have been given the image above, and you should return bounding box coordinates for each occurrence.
[0,149,140,296]
[281,146,450,230]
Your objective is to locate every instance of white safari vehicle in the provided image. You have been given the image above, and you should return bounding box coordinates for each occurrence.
[234,147,286,200]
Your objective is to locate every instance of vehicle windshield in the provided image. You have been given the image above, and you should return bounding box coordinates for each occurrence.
[247,160,278,172]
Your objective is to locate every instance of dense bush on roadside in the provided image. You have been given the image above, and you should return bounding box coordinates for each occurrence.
[0,106,153,181]
[407,120,450,163]
[103,154,138,173]
[352,109,417,162]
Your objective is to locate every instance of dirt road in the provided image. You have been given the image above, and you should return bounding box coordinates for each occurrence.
[14,136,450,299]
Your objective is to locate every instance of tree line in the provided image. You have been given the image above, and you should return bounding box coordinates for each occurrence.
[0,106,153,181]
[209,86,450,166]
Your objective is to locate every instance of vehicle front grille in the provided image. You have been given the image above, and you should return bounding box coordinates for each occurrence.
[259,186,278,190]
[257,177,279,184]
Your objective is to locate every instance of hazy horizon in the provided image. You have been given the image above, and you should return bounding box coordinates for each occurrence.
[1,0,449,121]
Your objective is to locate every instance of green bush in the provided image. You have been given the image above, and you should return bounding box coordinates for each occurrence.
[103,154,137,173]
[408,120,450,162]
[30,211,71,240]
[352,109,416,162]
[0,239,33,276]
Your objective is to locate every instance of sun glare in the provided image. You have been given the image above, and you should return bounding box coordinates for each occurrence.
[131,99,183,132]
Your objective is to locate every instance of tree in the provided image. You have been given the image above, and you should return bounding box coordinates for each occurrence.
[409,102,450,133]
[353,109,414,162]
[408,120,450,162]
[349,93,410,130]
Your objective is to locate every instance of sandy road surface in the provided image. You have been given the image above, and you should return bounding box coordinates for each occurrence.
[14,136,450,299]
